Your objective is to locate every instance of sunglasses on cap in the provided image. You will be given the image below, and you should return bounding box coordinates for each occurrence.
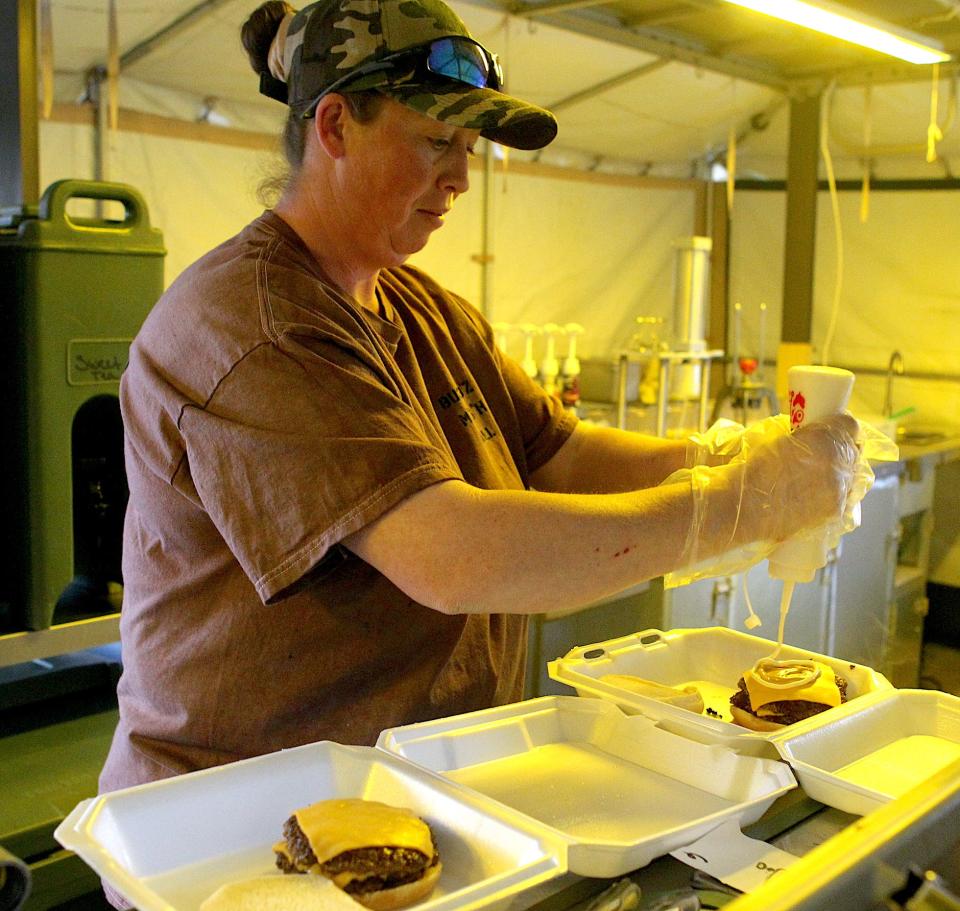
[297,36,504,116]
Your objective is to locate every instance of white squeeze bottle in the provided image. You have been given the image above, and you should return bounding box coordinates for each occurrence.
[767,365,855,587]
[539,323,562,396]
[519,324,540,380]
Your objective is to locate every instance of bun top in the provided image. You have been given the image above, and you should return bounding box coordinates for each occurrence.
[295,799,434,864]
[744,659,843,714]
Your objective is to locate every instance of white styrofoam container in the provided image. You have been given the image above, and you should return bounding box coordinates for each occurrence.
[547,628,893,758]
[53,741,569,911]
[377,696,796,878]
[771,689,960,815]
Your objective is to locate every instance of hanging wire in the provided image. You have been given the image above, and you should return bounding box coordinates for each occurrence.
[819,80,843,368]
[726,78,737,214]
[860,83,872,224]
[927,63,943,163]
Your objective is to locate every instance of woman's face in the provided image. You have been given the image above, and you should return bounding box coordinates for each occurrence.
[338,98,480,269]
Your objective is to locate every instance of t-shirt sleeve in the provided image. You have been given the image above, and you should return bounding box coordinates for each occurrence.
[494,347,579,473]
[177,336,462,604]
[436,283,578,474]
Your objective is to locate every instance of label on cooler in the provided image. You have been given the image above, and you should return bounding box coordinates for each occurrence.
[67,338,132,385]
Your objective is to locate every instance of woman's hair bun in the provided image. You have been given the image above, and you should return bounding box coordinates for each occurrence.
[241,1,296,75]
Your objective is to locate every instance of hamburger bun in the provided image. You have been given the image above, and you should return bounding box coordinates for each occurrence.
[729,658,848,731]
[274,799,440,911]
[200,874,364,910]
[599,674,704,714]
[353,862,441,911]
[728,703,790,732]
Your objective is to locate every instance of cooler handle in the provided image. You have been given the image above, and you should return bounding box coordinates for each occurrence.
[38,179,151,232]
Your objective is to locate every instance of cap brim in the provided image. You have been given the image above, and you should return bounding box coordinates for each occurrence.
[338,67,557,150]
[386,81,558,150]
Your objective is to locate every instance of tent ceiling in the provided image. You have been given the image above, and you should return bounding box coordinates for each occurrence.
[47,0,960,177]
[507,0,960,87]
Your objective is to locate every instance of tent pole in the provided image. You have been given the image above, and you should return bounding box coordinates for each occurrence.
[777,88,821,398]
[0,0,40,208]
[84,68,112,187]
[707,178,729,396]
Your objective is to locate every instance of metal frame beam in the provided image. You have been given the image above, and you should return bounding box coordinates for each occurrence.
[120,0,237,69]
[475,0,792,89]
[547,58,670,111]
[473,0,958,91]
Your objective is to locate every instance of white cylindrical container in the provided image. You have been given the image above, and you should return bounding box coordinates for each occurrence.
[768,365,855,583]
[671,236,712,400]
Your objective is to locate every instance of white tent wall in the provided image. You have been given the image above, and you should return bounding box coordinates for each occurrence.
[729,187,960,427]
[37,106,957,422]
[38,113,958,424]
[407,167,698,362]
[38,115,697,364]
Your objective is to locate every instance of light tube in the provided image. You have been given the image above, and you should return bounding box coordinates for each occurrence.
[722,0,951,65]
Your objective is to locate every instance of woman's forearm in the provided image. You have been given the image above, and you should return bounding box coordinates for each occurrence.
[530,422,689,494]
[345,478,701,615]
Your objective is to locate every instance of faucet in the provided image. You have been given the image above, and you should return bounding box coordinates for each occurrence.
[883,350,904,418]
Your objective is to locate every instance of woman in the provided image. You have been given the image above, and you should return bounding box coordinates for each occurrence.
[100,0,856,817]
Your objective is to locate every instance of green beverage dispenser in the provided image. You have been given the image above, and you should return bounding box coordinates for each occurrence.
[0,180,165,631]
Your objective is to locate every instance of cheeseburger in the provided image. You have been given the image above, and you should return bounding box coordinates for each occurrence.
[729,658,848,731]
[274,798,441,910]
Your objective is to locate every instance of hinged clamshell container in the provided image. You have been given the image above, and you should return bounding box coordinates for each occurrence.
[54,740,569,911]
[377,696,796,878]
[770,688,960,815]
[547,628,894,758]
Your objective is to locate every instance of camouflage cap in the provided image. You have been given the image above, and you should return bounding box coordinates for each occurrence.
[278,0,557,150]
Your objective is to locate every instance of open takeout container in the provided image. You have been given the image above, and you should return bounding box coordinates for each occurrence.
[376,696,796,878]
[54,740,569,911]
[547,627,894,758]
[770,688,960,815]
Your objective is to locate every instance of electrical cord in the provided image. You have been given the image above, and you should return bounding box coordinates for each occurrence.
[819,79,843,368]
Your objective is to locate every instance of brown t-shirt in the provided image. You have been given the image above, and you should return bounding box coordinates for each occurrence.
[99,211,577,792]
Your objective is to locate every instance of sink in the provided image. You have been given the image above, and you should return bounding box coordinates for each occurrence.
[897,427,948,446]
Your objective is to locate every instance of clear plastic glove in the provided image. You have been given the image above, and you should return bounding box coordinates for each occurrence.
[664,412,866,588]
[684,417,745,468]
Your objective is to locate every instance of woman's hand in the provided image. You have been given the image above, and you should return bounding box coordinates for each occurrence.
[735,412,860,544]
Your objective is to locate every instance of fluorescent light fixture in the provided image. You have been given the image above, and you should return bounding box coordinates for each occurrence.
[722,0,951,65]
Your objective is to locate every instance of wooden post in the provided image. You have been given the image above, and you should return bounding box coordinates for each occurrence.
[0,0,40,208]
[778,90,821,399]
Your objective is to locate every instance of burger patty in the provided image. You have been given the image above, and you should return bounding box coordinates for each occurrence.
[730,674,848,725]
[277,816,437,893]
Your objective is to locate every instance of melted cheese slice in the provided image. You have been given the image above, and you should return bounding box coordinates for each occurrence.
[745,660,842,716]
[295,799,433,866]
